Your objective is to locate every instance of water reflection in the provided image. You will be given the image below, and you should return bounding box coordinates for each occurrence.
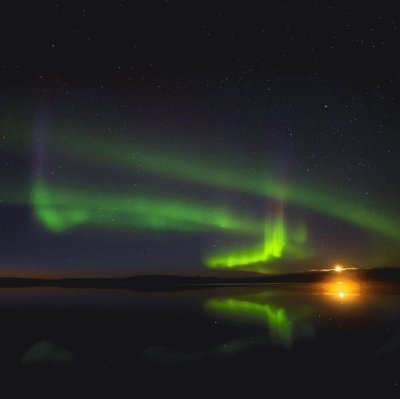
[203,281,400,355]
[204,289,315,349]
[322,278,361,302]
[206,297,292,346]
[1,283,400,370]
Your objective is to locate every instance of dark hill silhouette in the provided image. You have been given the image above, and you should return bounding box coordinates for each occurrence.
[1,267,400,290]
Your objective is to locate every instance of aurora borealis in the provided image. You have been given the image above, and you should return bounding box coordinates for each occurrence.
[32,178,265,235]
[0,99,399,276]
[46,131,400,241]
[24,124,399,273]
[1,2,399,278]
[3,3,400,397]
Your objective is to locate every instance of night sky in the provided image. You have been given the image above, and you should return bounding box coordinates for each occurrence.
[0,2,399,277]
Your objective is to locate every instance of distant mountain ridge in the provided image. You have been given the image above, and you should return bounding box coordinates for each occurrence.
[1,267,400,289]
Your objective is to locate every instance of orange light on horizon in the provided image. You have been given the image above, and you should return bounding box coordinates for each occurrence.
[334,264,343,273]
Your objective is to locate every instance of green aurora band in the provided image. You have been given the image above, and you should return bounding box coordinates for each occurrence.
[3,123,396,271]
[32,179,309,270]
[205,208,309,270]
[206,216,285,268]
[32,178,267,235]
[48,132,400,241]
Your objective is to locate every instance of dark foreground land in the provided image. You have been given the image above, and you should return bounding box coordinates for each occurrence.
[0,268,400,397]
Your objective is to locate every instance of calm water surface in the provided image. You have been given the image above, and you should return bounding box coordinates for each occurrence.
[1,281,400,396]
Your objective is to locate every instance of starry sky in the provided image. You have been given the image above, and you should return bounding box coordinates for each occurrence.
[0,2,399,278]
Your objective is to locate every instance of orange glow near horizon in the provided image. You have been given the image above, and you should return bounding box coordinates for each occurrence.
[334,264,343,273]
[323,278,361,302]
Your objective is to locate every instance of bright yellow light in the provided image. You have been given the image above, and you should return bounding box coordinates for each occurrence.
[322,278,360,302]
[334,265,343,272]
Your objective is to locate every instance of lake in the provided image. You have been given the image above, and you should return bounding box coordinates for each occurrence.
[1,280,400,396]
